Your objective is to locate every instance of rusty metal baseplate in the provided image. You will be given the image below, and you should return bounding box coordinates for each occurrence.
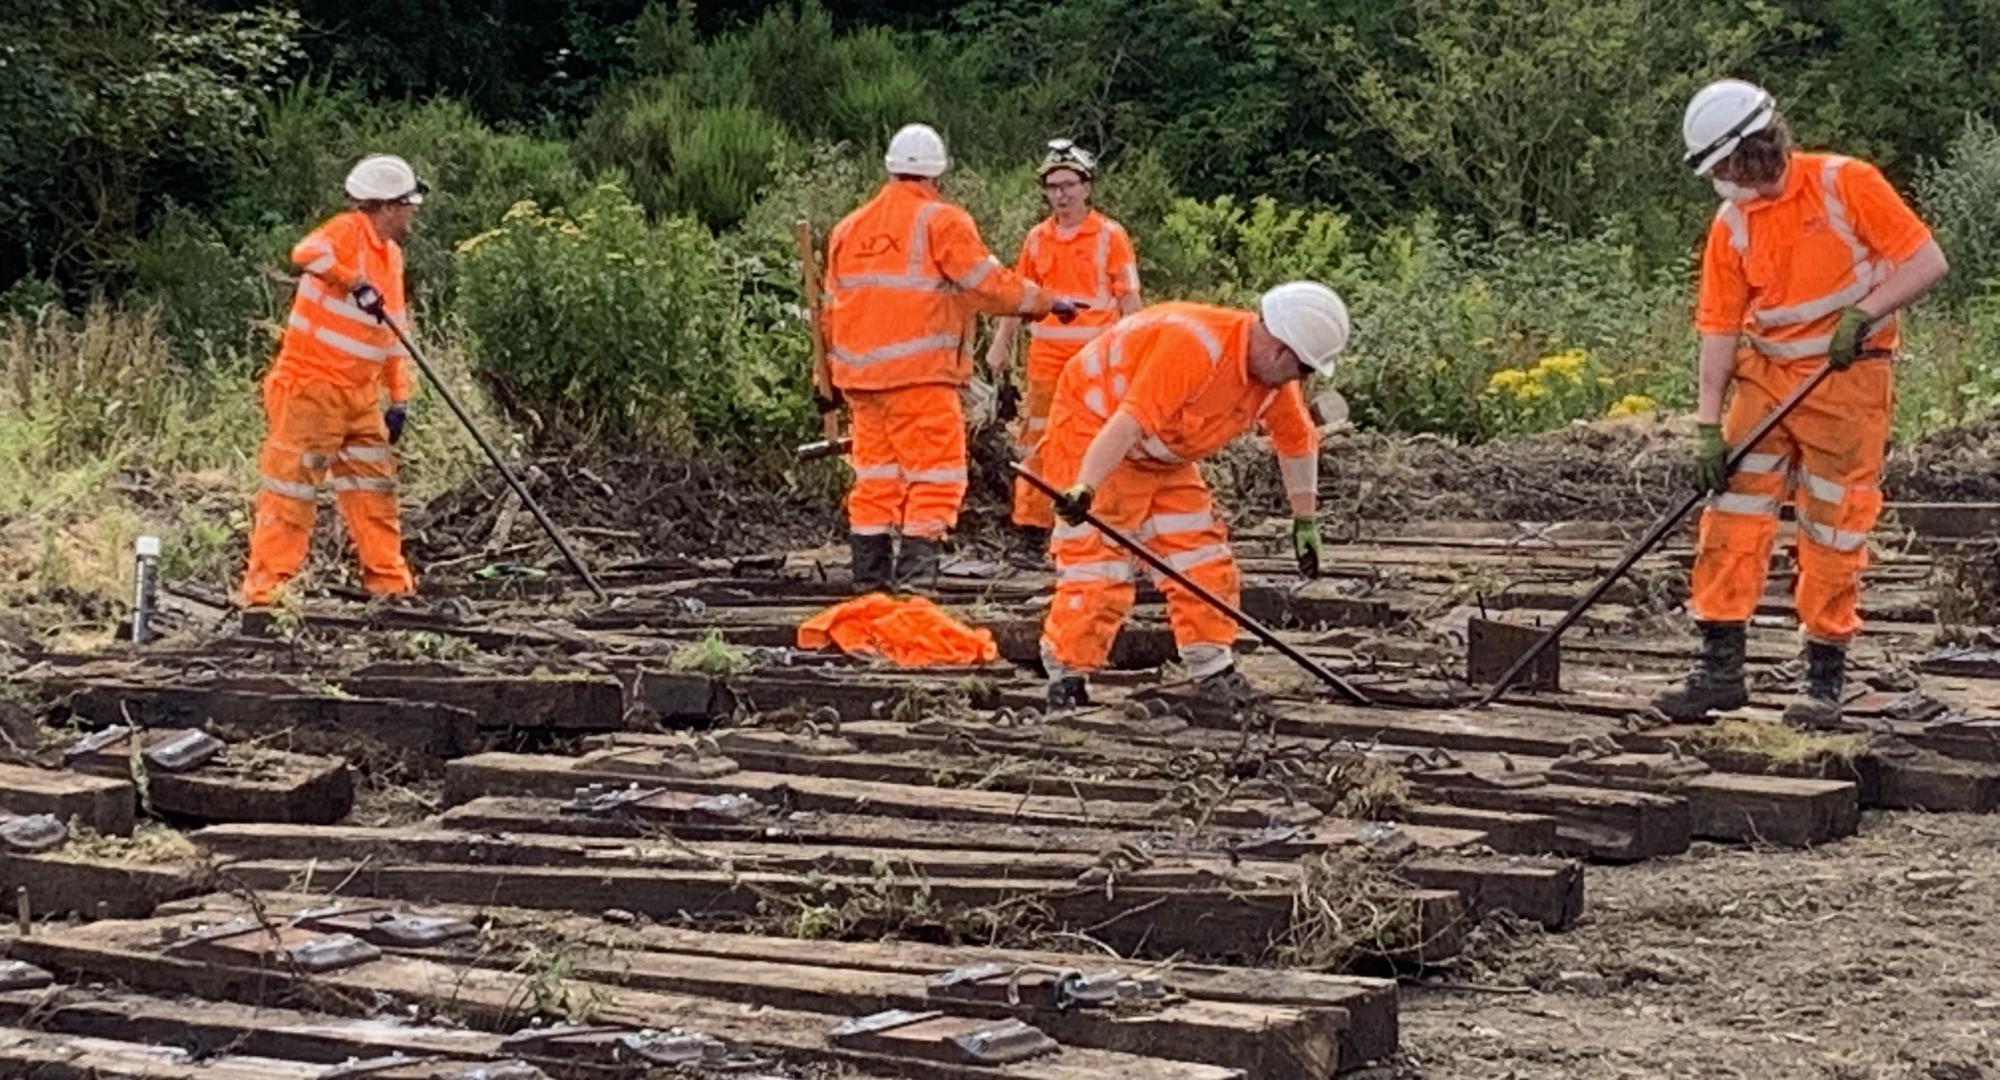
[926,961,1171,1012]
[499,1022,763,1069]
[318,1054,550,1080]
[559,783,763,823]
[163,918,382,973]
[829,1009,1059,1065]
[588,744,741,780]
[292,904,478,948]
[1468,617,1559,692]
[64,724,225,774]
[0,812,68,854]
[0,960,53,992]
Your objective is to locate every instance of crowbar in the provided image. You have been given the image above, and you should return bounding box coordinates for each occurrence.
[371,313,608,604]
[1012,464,1373,706]
[796,436,852,462]
[1475,356,1857,707]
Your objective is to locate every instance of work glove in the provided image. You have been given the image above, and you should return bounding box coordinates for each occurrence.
[1049,299,1089,325]
[1052,483,1095,525]
[813,385,843,415]
[1292,516,1325,578]
[996,382,1021,424]
[1827,306,1872,369]
[384,403,408,445]
[351,281,387,319]
[1692,422,1729,492]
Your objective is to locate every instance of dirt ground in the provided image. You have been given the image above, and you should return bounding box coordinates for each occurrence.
[1397,811,2000,1080]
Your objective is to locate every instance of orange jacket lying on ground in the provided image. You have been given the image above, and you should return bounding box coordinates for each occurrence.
[798,593,1000,667]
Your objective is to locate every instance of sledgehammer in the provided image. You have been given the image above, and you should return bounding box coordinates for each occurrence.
[1012,464,1373,706]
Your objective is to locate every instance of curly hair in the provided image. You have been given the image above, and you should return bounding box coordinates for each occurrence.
[1713,115,1793,186]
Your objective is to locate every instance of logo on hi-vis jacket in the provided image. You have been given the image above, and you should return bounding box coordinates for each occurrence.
[856,233,904,258]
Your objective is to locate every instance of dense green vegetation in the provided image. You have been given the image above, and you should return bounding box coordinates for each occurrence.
[5,0,2000,473]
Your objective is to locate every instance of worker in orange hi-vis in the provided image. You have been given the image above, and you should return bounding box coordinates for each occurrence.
[1653,80,1948,729]
[985,139,1143,557]
[241,154,429,607]
[824,122,1080,595]
[1038,283,1350,710]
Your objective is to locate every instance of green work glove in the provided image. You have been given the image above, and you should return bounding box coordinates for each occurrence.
[1292,516,1325,578]
[1053,483,1095,525]
[1693,423,1730,492]
[1827,306,1872,369]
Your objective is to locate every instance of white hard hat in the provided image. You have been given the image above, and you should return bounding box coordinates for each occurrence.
[885,123,949,178]
[344,154,428,204]
[1260,281,1350,376]
[1682,79,1775,176]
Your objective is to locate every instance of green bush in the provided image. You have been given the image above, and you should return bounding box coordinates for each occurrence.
[1917,115,2000,308]
[579,80,788,228]
[454,185,746,445]
[126,203,277,370]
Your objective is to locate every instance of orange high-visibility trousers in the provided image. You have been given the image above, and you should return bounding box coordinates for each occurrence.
[1009,372,1060,528]
[1040,460,1240,680]
[1690,352,1891,643]
[241,373,414,605]
[846,384,968,541]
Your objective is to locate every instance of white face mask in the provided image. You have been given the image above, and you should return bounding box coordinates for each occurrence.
[1712,178,1758,202]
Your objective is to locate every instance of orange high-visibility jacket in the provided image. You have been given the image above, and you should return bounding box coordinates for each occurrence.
[1696,152,1932,363]
[276,211,417,402]
[1053,302,1318,470]
[824,180,1045,392]
[1016,210,1139,377]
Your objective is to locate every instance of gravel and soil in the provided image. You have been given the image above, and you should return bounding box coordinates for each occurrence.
[1399,811,2000,1079]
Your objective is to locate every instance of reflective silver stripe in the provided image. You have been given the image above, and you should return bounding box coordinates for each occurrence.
[1798,470,1846,503]
[1749,333,1832,359]
[1753,277,1872,329]
[287,312,312,333]
[1279,454,1316,496]
[328,475,396,493]
[1111,373,1128,399]
[299,276,376,324]
[1180,641,1234,679]
[957,255,1002,289]
[313,324,392,363]
[1738,452,1788,474]
[1717,202,1749,257]
[1026,417,1047,431]
[1123,263,1141,293]
[261,475,318,500]
[852,463,900,480]
[1136,510,1214,540]
[1094,224,1112,301]
[1052,521,1095,542]
[1819,156,1877,280]
[831,333,963,368]
[1159,314,1224,361]
[1137,434,1181,462]
[1083,386,1110,418]
[301,252,336,275]
[1162,542,1231,572]
[1798,516,1867,552]
[904,466,968,484]
[1059,559,1134,583]
[1711,492,1780,516]
[338,445,394,464]
[850,524,894,535]
[1079,347,1105,378]
[1040,637,1079,680]
[902,519,949,538]
[1028,323,1104,341]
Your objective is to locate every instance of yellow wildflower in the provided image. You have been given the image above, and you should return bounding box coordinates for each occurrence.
[1605,393,1657,418]
[1515,380,1549,400]
[1534,349,1588,382]
[1485,368,1529,393]
[454,228,503,254]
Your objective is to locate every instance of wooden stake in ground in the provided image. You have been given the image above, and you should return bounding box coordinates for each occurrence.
[795,219,841,442]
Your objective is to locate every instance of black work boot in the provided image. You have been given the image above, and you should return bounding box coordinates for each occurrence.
[1047,676,1090,710]
[1196,665,1262,709]
[1651,621,1750,721]
[893,536,942,594]
[1783,641,1848,730]
[848,533,893,594]
[1006,525,1052,570]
